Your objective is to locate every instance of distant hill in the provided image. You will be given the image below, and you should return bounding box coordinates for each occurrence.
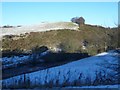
[2,22,118,55]
[1,22,78,37]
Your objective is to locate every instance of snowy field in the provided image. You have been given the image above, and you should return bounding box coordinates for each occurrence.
[1,50,50,70]
[1,22,78,38]
[2,50,120,89]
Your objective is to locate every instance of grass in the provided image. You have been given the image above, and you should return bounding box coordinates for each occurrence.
[2,24,118,55]
[2,67,118,89]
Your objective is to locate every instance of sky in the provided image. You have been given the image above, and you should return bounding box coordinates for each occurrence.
[2,2,118,27]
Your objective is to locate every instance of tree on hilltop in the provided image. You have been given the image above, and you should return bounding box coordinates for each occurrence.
[71,16,85,27]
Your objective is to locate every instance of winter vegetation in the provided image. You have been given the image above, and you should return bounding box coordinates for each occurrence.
[1,1,118,89]
[1,21,119,89]
[2,22,118,56]
[2,49,120,89]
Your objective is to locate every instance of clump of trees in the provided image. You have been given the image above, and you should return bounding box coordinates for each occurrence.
[28,45,48,66]
[71,16,85,27]
[2,25,14,28]
[2,25,22,28]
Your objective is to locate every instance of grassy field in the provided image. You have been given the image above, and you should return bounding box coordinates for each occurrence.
[2,24,118,55]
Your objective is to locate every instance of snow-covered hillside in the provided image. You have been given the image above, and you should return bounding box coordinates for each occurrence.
[2,50,120,89]
[1,22,78,37]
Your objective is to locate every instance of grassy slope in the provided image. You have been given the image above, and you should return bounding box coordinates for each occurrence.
[2,24,118,55]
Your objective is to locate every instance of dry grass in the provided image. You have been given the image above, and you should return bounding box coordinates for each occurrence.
[2,24,118,55]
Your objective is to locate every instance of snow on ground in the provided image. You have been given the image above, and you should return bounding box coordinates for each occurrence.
[1,50,50,70]
[1,22,78,37]
[2,50,120,88]
[67,84,120,88]
[1,55,30,70]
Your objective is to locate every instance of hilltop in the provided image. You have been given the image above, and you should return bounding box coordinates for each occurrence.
[1,22,78,36]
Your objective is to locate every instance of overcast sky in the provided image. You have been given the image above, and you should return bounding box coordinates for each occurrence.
[2,2,118,27]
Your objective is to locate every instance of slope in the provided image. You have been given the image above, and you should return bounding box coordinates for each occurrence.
[2,49,120,89]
